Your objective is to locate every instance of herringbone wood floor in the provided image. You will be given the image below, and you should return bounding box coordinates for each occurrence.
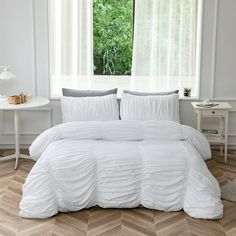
[0,149,236,236]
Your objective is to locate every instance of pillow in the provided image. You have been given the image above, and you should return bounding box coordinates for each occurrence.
[120,93,180,122]
[61,94,119,122]
[123,89,179,96]
[62,88,118,97]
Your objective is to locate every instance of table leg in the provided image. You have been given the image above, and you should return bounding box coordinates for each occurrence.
[196,111,201,132]
[220,117,223,156]
[225,112,229,163]
[0,110,30,169]
[193,109,197,129]
[0,110,31,169]
[14,110,20,170]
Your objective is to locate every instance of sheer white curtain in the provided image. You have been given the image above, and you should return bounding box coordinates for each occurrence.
[132,0,198,95]
[48,0,93,96]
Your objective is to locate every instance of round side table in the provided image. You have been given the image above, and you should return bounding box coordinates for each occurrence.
[0,97,49,169]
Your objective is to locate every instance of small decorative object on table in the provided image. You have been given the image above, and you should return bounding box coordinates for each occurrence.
[8,93,29,105]
[184,88,191,97]
[195,99,219,108]
[196,103,219,108]
[0,66,16,101]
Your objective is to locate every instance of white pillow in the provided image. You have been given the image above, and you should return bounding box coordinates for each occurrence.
[120,93,180,122]
[61,94,119,122]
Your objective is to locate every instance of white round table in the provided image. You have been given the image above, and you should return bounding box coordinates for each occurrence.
[0,97,49,169]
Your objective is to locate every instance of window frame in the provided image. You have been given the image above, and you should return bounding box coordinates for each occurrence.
[47,0,203,99]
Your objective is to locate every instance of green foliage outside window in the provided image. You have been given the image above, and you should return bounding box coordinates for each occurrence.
[93,0,133,75]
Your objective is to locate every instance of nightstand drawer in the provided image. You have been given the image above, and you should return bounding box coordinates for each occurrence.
[201,109,226,116]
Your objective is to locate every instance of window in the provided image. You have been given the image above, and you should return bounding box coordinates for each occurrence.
[93,0,133,75]
[132,0,201,97]
[48,0,202,97]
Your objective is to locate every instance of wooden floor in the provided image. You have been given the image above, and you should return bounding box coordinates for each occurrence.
[0,149,236,236]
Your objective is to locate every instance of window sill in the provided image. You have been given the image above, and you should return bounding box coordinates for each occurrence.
[50,95,201,101]
[50,75,199,99]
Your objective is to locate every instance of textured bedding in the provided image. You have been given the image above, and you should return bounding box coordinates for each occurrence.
[120,93,180,122]
[19,121,223,219]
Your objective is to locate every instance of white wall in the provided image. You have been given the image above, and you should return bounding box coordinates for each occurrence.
[0,0,236,148]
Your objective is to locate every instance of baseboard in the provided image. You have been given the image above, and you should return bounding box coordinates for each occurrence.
[211,145,236,150]
[0,144,30,149]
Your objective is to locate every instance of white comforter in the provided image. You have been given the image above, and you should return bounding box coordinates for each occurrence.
[19,121,223,219]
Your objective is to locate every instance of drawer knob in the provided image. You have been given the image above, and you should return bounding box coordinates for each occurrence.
[212,111,215,114]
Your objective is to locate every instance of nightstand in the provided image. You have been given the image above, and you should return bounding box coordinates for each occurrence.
[191,102,232,162]
[0,97,49,169]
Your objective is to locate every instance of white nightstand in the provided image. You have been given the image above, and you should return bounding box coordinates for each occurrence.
[191,102,232,162]
[0,97,49,169]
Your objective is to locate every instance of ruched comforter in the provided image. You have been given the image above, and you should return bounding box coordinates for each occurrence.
[19,120,223,219]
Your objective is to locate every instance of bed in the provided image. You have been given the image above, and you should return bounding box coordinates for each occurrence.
[19,90,223,219]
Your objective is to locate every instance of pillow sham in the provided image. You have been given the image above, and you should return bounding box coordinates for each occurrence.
[120,93,180,122]
[123,89,179,96]
[61,94,119,122]
[62,88,118,97]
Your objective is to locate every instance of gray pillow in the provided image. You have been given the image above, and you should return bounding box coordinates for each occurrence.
[62,88,118,97]
[123,90,179,96]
